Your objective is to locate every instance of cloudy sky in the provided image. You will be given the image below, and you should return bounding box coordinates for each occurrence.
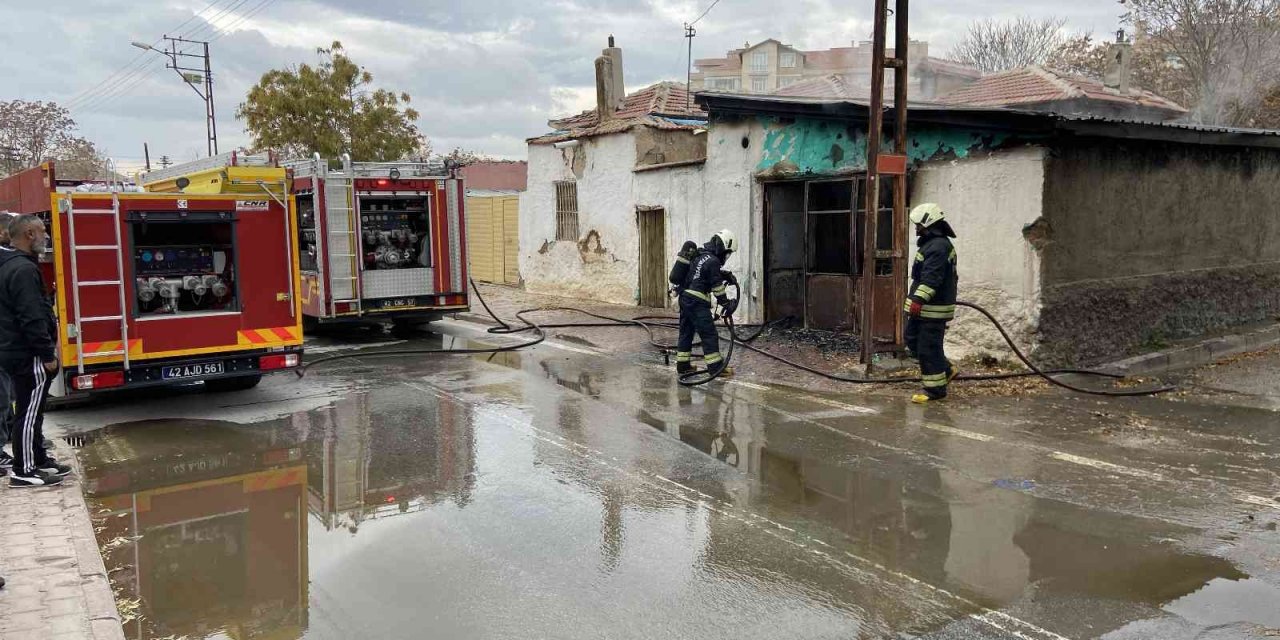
[2,0,1120,173]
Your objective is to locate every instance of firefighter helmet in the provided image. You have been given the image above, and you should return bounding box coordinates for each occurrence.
[712,229,737,255]
[909,203,946,228]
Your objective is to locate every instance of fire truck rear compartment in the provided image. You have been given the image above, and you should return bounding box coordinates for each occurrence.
[129,211,238,317]
[359,194,435,300]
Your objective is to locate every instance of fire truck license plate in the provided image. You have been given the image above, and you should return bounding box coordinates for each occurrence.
[162,362,225,380]
[380,298,416,309]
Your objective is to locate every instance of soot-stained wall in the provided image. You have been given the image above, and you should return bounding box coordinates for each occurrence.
[1039,140,1280,364]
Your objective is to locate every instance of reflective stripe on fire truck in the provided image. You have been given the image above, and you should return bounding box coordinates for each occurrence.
[237,326,303,346]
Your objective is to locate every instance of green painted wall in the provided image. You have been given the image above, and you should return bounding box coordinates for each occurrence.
[754,116,1010,175]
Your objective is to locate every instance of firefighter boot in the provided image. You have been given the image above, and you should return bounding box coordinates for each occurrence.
[911,390,947,404]
[677,361,696,376]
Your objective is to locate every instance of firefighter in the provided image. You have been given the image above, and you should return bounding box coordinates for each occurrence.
[904,203,959,404]
[676,230,738,377]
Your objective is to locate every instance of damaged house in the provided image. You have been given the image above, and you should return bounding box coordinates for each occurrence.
[524,39,1280,365]
[520,38,713,309]
[695,86,1280,364]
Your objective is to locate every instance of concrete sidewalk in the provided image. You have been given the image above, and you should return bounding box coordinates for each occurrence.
[0,443,123,640]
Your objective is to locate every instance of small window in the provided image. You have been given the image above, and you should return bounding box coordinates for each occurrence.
[554,181,579,241]
[751,76,768,93]
[750,51,768,72]
[780,52,797,68]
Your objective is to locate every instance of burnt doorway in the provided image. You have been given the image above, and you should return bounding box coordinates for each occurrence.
[766,178,893,334]
[637,207,667,308]
[764,183,804,323]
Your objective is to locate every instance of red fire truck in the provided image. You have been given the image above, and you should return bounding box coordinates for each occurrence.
[0,162,303,399]
[287,155,469,328]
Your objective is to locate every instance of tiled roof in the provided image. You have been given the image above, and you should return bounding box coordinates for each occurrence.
[775,74,862,99]
[547,82,704,129]
[918,57,983,79]
[938,66,1186,114]
[534,82,707,143]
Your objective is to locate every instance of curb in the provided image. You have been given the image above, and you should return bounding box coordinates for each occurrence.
[63,444,126,640]
[1100,323,1280,377]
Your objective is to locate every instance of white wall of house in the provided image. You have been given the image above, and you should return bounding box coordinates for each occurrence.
[910,146,1047,359]
[519,127,765,320]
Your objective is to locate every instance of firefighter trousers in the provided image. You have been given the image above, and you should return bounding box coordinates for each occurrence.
[677,295,722,369]
[5,357,53,475]
[906,316,953,398]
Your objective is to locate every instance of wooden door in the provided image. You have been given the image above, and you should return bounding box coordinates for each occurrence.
[637,208,666,308]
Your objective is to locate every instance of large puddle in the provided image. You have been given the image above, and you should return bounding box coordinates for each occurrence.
[70,351,1274,639]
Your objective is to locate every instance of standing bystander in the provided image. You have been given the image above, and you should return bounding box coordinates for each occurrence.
[0,214,70,487]
[0,211,14,475]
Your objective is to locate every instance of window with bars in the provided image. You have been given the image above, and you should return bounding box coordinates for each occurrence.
[750,51,768,72]
[554,181,580,241]
[780,51,797,68]
[751,76,768,93]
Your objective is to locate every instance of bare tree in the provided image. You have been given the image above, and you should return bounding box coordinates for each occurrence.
[948,17,1070,73]
[0,100,77,172]
[1121,0,1280,124]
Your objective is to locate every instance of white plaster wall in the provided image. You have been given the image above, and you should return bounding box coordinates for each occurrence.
[520,127,764,319]
[910,146,1047,359]
[519,135,641,306]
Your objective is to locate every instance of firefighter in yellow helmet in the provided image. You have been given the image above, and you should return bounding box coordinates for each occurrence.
[904,203,959,403]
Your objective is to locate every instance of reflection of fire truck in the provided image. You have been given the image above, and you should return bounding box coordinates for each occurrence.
[287,155,470,328]
[293,384,475,533]
[0,162,303,398]
[79,420,308,640]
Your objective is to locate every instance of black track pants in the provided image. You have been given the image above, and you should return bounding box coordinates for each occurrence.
[7,357,52,475]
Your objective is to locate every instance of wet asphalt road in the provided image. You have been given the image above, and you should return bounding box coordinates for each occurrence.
[46,321,1280,640]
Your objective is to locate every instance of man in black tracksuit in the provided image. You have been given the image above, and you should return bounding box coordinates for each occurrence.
[0,214,70,486]
[903,203,959,404]
[676,230,738,377]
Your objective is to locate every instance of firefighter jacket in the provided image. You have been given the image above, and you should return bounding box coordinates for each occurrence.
[0,246,57,365]
[905,228,958,321]
[681,250,730,307]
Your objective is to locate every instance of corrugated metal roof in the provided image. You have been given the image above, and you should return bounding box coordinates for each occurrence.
[696,91,1280,149]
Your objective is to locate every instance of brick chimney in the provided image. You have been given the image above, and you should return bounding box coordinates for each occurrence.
[1103,31,1133,94]
[596,36,625,121]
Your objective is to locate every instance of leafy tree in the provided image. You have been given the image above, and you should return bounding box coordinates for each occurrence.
[237,41,424,161]
[948,17,1070,74]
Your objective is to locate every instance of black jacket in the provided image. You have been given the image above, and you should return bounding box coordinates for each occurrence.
[0,247,57,365]
[905,227,958,320]
[682,249,730,306]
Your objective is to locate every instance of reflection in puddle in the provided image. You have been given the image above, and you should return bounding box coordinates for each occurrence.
[72,346,1267,640]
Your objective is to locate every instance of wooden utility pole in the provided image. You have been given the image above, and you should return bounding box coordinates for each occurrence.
[860,0,910,369]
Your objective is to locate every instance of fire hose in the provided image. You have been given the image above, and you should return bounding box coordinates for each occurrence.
[299,279,1174,397]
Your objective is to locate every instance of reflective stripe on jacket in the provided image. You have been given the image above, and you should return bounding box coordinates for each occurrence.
[906,230,958,320]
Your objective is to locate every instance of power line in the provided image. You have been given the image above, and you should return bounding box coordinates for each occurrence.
[64,0,232,110]
[689,0,723,26]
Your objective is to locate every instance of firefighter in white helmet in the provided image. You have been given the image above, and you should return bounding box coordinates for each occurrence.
[675,229,738,377]
[904,203,959,403]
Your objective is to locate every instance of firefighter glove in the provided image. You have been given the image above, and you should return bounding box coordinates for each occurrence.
[722,271,738,286]
[721,298,739,317]
[907,299,923,316]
